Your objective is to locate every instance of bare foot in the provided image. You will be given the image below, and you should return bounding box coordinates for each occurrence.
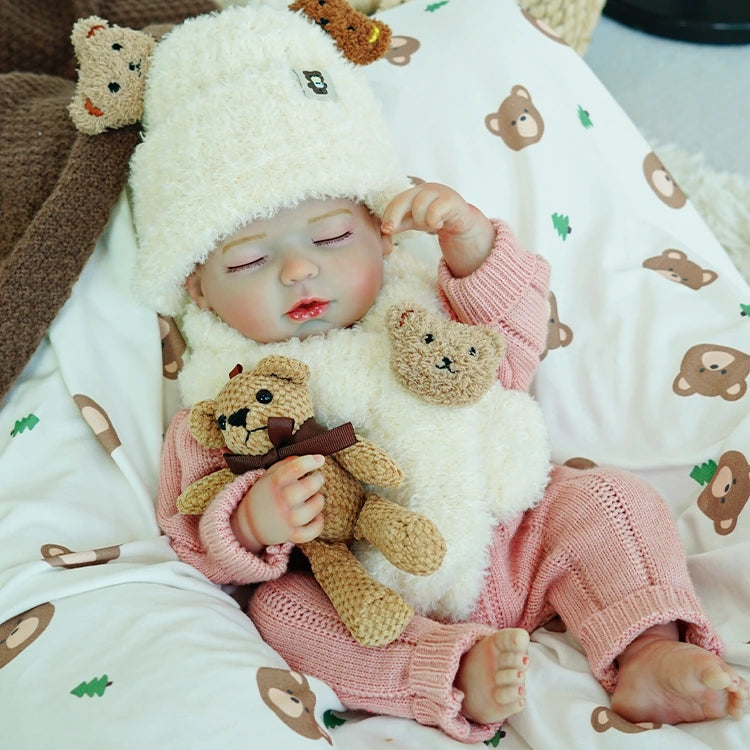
[611,623,749,725]
[455,628,530,724]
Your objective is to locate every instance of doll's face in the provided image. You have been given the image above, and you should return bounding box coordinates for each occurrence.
[186,198,391,343]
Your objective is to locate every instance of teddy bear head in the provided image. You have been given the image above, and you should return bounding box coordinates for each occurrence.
[386,303,505,407]
[189,356,314,455]
[68,16,157,135]
[289,0,392,65]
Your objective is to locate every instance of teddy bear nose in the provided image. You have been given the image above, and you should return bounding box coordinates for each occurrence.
[436,356,456,373]
[227,407,250,427]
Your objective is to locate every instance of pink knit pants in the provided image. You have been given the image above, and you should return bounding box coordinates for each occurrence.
[249,465,721,742]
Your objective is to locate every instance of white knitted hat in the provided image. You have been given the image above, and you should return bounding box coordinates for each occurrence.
[129,4,409,315]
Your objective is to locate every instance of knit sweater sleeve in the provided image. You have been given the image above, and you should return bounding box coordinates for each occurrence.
[437,219,551,393]
[156,408,292,584]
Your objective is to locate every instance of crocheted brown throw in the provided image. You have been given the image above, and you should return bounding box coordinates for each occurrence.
[0,0,216,404]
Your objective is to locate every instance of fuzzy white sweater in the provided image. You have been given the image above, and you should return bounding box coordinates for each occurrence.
[177,242,550,619]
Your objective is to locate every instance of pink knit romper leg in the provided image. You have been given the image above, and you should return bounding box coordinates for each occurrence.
[477,464,723,692]
[249,571,503,743]
[249,464,723,740]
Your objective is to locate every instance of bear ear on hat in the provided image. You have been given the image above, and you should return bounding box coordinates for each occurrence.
[68,16,157,135]
[289,0,391,65]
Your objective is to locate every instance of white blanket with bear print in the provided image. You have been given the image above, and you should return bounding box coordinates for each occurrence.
[2,0,750,748]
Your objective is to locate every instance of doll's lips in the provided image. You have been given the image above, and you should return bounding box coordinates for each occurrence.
[286,299,329,322]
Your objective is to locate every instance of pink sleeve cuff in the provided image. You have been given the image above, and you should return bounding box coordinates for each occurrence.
[437,219,549,328]
[437,219,551,392]
[199,471,292,584]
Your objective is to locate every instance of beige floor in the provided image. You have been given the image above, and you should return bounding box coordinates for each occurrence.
[585,15,750,179]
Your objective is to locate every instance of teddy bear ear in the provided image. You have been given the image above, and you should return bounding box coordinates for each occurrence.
[481,325,506,362]
[70,16,109,51]
[386,303,427,332]
[255,355,310,385]
[188,399,226,449]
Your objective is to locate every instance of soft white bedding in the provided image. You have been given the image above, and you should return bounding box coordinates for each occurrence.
[2,0,748,747]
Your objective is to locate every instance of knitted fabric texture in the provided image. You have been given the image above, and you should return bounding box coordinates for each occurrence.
[129,3,410,316]
[520,0,605,54]
[0,0,216,403]
[178,354,446,647]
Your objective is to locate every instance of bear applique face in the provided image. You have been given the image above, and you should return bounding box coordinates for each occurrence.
[386,304,505,407]
[188,356,315,454]
[69,16,157,135]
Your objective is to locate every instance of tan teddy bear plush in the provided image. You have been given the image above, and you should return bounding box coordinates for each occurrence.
[386,303,506,406]
[68,16,158,135]
[180,354,446,647]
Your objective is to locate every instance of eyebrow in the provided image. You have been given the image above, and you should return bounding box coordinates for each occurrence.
[308,208,353,224]
[221,233,267,253]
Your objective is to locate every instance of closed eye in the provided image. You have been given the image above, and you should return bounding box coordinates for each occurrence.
[313,231,352,247]
[226,257,267,273]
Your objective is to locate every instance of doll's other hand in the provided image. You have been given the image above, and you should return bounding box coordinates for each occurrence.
[231,455,326,553]
[381,182,496,277]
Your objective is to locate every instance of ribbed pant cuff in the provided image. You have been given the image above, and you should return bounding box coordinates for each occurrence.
[578,585,723,692]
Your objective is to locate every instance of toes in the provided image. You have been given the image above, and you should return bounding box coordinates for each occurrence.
[701,665,732,692]
[727,676,749,719]
[495,668,527,688]
[493,683,526,712]
[493,627,530,654]
[495,651,529,670]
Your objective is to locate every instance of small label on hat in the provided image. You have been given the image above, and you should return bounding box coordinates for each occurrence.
[292,69,338,101]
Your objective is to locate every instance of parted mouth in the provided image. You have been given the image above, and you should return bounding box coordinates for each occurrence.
[286,299,330,322]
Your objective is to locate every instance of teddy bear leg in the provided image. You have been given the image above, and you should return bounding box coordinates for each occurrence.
[354,494,446,575]
[298,539,413,647]
[176,468,235,514]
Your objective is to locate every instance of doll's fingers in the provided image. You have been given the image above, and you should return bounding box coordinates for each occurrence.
[289,511,325,544]
[381,186,423,233]
[270,454,325,485]
[288,492,325,528]
[284,471,325,508]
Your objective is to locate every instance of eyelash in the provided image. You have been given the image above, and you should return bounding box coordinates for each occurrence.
[225,230,352,272]
[314,230,352,246]
[226,257,267,273]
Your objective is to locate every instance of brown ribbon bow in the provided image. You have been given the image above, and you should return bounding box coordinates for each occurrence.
[223,416,357,474]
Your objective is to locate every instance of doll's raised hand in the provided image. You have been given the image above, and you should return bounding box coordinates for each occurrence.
[231,454,326,552]
[381,182,496,278]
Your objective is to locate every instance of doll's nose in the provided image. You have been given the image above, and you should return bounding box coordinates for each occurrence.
[280,254,319,285]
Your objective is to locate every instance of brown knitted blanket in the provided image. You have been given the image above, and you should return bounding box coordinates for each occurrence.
[0,0,216,404]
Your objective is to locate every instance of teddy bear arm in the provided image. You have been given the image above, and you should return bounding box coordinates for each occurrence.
[354,494,446,575]
[298,539,413,647]
[332,436,403,488]
[176,468,235,515]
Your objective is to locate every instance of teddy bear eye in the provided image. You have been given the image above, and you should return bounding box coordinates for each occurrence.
[469,347,477,356]
[423,333,434,344]
[111,43,123,51]
[256,389,273,404]
[217,414,227,430]
[108,82,121,93]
